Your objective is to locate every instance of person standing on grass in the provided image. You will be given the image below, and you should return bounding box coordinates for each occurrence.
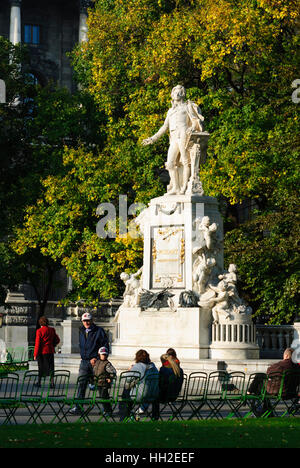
[34,316,60,386]
[69,312,109,415]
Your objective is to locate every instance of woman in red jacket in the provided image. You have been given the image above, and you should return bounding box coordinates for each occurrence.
[34,316,60,386]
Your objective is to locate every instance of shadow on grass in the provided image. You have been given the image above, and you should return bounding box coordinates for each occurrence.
[1,418,300,448]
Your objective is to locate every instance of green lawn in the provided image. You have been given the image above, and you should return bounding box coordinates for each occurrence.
[0,418,299,448]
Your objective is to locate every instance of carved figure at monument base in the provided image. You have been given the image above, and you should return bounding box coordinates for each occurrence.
[120,267,143,308]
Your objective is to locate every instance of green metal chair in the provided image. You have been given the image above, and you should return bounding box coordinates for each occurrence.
[5,346,28,372]
[116,371,141,422]
[134,371,159,421]
[13,346,26,363]
[204,371,229,419]
[183,372,208,420]
[0,372,20,424]
[45,370,71,424]
[241,372,267,418]
[25,346,35,362]
[0,362,11,376]
[223,371,246,418]
[63,374,98,423]
[157,372,188,421]
[19,370,48,424]
[279,369,300,417]
[261,371,286,418]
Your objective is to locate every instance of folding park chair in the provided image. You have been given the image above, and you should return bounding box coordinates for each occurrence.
[19,370,48,424]
[5,347,27,372]
[223,371,246,418]
[0,372,20,425]
[242,373,267,418]
[205,371,229,419]
[64,374,97,423]
[134,371,159,421]
[261,371,285,418]
[0,361,12,376]
[93,375,118,422]
[158,373,188,421]
[12,346,25,363]
[182,372,207,421]
[24,346,35,362]
[279,369,300,417]
[172,373,188,420]
[116,371,141,422]
[44,370,71,424]
[4,348,17,372]
[5,347,14,363]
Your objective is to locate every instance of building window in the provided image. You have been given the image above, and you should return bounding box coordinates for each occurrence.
[24,24,40,45]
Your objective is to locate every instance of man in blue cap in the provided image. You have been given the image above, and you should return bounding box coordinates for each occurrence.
[69,312,109,415]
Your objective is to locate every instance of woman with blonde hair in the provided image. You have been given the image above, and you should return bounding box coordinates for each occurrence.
[152,351,184,419]
[160,353,181,377]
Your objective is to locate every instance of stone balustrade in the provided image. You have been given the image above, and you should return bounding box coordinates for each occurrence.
[212,322,257,345]
[256,324,295,358]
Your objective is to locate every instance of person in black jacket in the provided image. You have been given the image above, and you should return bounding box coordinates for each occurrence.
[69,312,109,415]
[152,353,184,420]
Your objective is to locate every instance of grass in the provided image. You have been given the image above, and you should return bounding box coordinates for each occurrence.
[0,418,300,448]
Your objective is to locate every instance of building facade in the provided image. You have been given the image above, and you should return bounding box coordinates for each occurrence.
[0,0,91,91]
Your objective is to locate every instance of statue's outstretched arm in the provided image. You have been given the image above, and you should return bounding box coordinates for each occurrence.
[142,113,169,145]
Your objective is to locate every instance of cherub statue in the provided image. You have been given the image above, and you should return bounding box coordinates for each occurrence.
[193,216,220,259]
[192,253,216,294]
[219,264,243,307]
[208,281,232,324]
[120,267,143,308]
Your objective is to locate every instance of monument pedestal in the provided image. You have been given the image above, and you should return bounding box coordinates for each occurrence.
[113,193,222,360]
[210,315,259,359]
[3,291,35,348]
[112,306,212,359]
[114,191,259,361]
[61,319,81,354]
[139,193,223,304]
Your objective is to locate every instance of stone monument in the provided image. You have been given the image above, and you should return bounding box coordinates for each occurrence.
[112,85,259,360]
[2,290,35,348]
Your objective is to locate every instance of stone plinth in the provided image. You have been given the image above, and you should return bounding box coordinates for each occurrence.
[210,314,259,359]
[140,193,223,302]
[61,319,81,354]
[112,306,212,360]
[3,291,35,348]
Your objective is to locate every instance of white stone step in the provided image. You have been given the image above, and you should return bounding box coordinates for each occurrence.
[30,353,277,376]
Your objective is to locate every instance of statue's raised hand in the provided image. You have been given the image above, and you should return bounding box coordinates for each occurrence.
[142,137,153,146]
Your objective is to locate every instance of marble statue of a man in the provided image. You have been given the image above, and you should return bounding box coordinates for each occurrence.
[142,85,204,195]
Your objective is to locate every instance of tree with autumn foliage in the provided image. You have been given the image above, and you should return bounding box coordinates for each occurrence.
[12,0,299,322]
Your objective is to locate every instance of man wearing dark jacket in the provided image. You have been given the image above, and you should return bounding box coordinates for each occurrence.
[69,312,109,415]
[266,348,298,395]
[249,348,299,417]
